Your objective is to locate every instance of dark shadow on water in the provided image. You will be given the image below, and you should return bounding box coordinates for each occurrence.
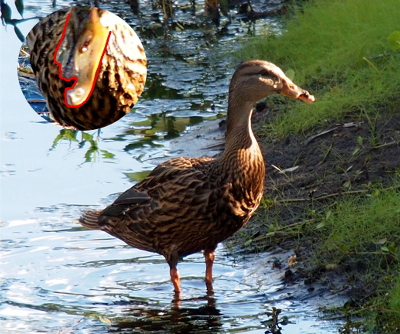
[110,294,223,333]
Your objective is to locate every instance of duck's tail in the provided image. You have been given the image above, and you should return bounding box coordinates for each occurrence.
[79,210,102,229]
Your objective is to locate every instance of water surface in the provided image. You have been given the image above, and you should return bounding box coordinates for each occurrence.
[1,1,343,332]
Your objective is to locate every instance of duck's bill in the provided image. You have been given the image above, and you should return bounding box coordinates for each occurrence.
[67,8,111,107]
[56,8,110,107]
[280,81,315,103]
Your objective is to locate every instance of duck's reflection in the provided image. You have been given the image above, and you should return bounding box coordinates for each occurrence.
[111,293,222,333]
[172,289,216,308]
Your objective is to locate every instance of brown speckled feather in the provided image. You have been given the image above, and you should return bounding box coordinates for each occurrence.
[81,155,258,265]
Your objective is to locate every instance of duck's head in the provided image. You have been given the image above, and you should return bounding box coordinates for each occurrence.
[54,6,146,108]
[54,7,116,107]
[229,60,315,104]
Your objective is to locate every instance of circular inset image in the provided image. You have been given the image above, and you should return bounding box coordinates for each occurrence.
[19,6,147,130]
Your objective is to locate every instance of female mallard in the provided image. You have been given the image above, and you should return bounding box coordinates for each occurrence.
[26,6,147,130]
[79,60,314,293]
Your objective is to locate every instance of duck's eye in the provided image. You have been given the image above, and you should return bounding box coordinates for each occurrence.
[259,69,271,77]
[79,37,92,53]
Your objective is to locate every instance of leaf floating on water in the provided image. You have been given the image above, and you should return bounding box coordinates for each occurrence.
[126,170,152,182]
[100,149,115,159]
[15,0,24,17]
[82,132,93,142]
[1,1,12,24]
[14,25,25,43]
[98,316,112,325]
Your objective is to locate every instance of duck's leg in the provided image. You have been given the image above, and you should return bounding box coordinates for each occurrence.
[169,266,181,293]
[166,254,181,293]
[204,248,215,291]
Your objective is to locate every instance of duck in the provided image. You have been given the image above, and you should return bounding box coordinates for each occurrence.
[26,6,147,130]
[79,60,314,293]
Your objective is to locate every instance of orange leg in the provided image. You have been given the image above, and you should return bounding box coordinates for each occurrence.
[170,266,181,294]
[204,249,215,291]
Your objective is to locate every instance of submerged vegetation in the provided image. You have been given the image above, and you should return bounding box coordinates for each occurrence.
[231,0,400,332]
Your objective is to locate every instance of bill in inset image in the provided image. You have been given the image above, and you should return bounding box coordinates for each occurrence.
[19,6,147,130]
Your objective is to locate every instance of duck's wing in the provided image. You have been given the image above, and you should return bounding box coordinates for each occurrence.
[79,157,217,253]
[100,156,215,219]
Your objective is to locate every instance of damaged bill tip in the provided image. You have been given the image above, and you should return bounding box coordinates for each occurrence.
[298,91,315,103]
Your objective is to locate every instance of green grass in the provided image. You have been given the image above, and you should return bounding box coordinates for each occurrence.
[316,183,400,331]
[321,187,400,260]
[237,0,400,136]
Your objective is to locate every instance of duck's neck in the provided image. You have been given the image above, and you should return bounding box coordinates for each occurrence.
[224,100,259,153]
[219,99,265,212]
[220,97,265,181]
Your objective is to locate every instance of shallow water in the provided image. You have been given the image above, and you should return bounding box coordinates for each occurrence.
[2,1,343,333]
[1,207,342,334]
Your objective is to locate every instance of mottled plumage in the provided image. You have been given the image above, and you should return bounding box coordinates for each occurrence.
[79,60,314,293]
[26,6,147,130]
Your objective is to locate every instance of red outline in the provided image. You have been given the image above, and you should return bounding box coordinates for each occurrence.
[53,13,111,108]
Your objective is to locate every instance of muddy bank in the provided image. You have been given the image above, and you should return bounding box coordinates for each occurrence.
[231,108,400,315]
